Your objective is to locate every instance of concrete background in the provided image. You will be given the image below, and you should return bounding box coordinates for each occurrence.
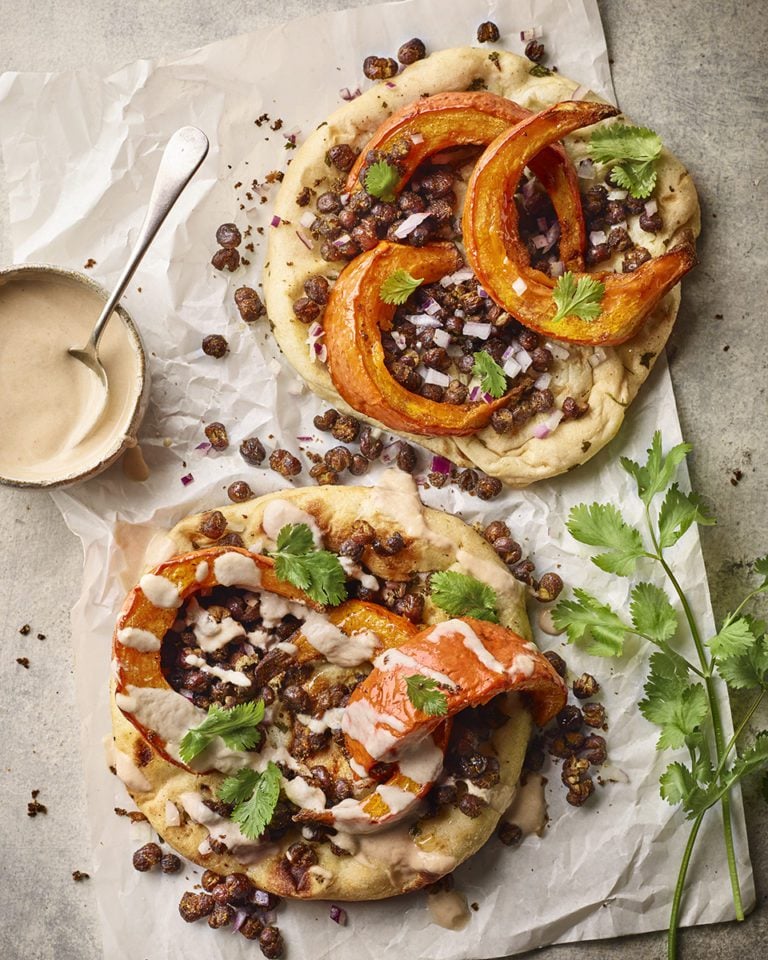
[0,1,766,958]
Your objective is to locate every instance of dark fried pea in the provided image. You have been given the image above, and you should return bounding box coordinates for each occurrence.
[201,870,221,892]
[581,734,608,765]
[161,853,182,874]
[498,821,523,846]
[548,731,586,758]
[395,593,424,623]
[352,520,376,544]
[398,190,426,213]
[234,286,265,323]
[531,389,554,413]
[223,873,254,903]
[240,436,266,466]
[434,782,457,807]
[530,347,552,371]
[484,520,510,543]
[371,201,398,227]
[339,537,365,561]
[327,144,357,172]
[219,532,245,547]
[202,334,228,358]
[518,329,539,352]
[639,210,663,233]
[310,764,333,794]
[325,446,353,473]
[397,37,426,64]
[240,916,264,940]
[524,40,545,62]
[582,184,608,218]
[363,55,399,81]
[208,903,235,929]
[457,468,478,493]
[199,510,227,540]
[535,572,564,602]
[227,480,253,503]
[309,462,338,484]
[427,198,454,222]
[304,275,330,304]
[512,559,536,584]
[604,200,626,225]
[476,20,500,43]
[607,226,632,253]
[586,243,611,266]
[622,246,652,273]
[561,756,591,788]
[351,219,379,251]
[259,925,284,959]
[226,595,247,620]
[476,475,503,500]
[396,442,417,473]
[204,421,229,451]
[444,379,468,404]
[212,247,240,271]
[316,191,341,214]
[320,240,344,262]
[582,702,607,729]
[333,778,353,801]
[331,414,360,443]
[373,532,406,556]
[472,755,501,788]
[409,222,433,247]
[422,346,450,371]
[283,685,313,712]
[313,409,339,431]
[347,190,373,214]
[420,171,454,199]
[269,449,302,477]
[566,778,595,806]
[349,453,369,476]
[132,842,162,872]
[390,359,423,391]
[216,222,242,247]
[561,396,589,420]
[292,296,321,323]
[179,891,215,922]
[492,536,522,565]
[557,705,584,732]
[359,426,384,460]
[420,383,444,402]
[458,793,485,818]
[427,470,449,488]
[490,408,516,435]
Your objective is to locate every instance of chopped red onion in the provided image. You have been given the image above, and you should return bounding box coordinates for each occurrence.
[578,158,595,179]
[462,321,491,340]
[232,909,248,933]
[607,189,628,201]
[314,343,327,362]
[330,905,347,925]
[588,346,608,368]
[393,211,431,239]
[440,266,474,287]
[521,178,537,205]
[423,297,441,316]
[483,392,494,403]
[180,689,195,700]
[512,277,528,296]
[589,229,607,246]
[194,441,211,452]
[432,328,451,348]
[644,199,658,216]
[300,211,315,228]
[454,308,465,319]
[270,215,281,228]
[476,285,488,298]
[411,132,424,145]
[545,340,570,361]
[243,642,256,656]
[295,229,312,250]
[306,322,326,363]
[537,217,549,233]
[532,233,550,250]
[405,314,441,328]
[431,455,452,475]
[296,435,313,441]
[572,84,590,100]
[610,220,628,233]
[550,259,565,278]
[180,473,194,486]
[521,26,543,41]
[534,371,552,390]
[332,233,352,247]
[503,356,522,378]
[307,321,323,339]
[533,423,550,439]
[546,410,564,431]
[340,87,361,101]
[469,385,481,402]
[340,192,350,206]
[501,343,517,361]
[391,331,407,351]
[385,81,396,88]
[517,348,533,372]
[424,368,451,387]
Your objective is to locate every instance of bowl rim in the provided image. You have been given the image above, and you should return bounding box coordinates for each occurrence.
[0,262,149,490]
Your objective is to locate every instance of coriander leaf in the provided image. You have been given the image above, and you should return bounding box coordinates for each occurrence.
[709,616,758,659]
[551,271,605,324]
[405,675,449,716]
[472,351,507,399]
[380,268,424,305]
[754,556,768,589]
[430,570,499,623]
[643,681,708,750]
[552,588,628,657]
[363,159,400,202]
[709,733,768,813]
[271,523,347,606]
[231,761,282,840]
[715,618,768,690]
[620,431,692,507]
[589,124,662,199]
[567,502,646,576]
[658,484,716,549]
[630,582,677,644]
[640,650,691,712]
[179,701,265,764]
[660,761,696,806]
[218,768,260,805]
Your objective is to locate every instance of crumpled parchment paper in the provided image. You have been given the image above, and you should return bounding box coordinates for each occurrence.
[0,0,753,957]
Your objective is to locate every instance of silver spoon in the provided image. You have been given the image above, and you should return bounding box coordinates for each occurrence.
[68,125,209,444]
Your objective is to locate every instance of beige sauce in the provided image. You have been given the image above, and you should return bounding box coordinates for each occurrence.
[503,773,548,837]
[427,889,471,931]
[0,272,142,483]
[122,443,149,481]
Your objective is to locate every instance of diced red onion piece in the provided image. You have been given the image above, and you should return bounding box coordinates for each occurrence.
[545,410,564,431]
[545,340,570,361]
[391,331,407,351]
[578,158,595,179]
[550,259,565,278]
[432,328,451,348]
[454,308,465,319]
[588,347,608,368]
[300,211,315,228]
[546,221,560,244]
[232,909,248,933]
[180,473,194,486]
[532,233,549,250]
[431,455,452,475]
[644,199,658,216]
[194,441,211,452]
[332,233,352,247]
[462,321,491,340]
[469,385,481,402]
[393,211,431,239]
[439,266,475,288]
[516,348,533,372]
[295,229,312,250]
[307,321,323,339]
[340,87,361,101]
[483,392,494,404]
[533,423,550,439]
[512,277,528,296]
[477,285,488,298]
[386,81,396,88]
[330,905,347,925]
[180,689,195,700]
[589,230,607,246]
[340,192,350,206]
[534,372,552,390]
[406,314,441,328]
[607,189,628,201]
[411,132,424,145]
[572,84,590,100]
[610,220,628,233]
[521,26,543,41]
[521,178,537,204]
[270,215,281,228]
[501,343,516,361]
[503,356,522,378]
[424,368,451,387]
[315,343,327,362]
[423,297,441,316]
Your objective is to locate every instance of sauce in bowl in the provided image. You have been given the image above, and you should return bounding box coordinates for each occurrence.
[0,266,147,486]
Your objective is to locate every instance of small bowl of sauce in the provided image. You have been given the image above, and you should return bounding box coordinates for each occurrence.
[0,264,148,487]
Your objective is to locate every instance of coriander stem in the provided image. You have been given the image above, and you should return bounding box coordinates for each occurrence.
[713,689,766,782]
[668,812,705,960]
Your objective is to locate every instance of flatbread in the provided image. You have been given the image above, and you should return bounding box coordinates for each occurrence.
[110,481,538,900]
[264,47,700,486]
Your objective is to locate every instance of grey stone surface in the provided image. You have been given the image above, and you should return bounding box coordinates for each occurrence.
[0,1,765,958]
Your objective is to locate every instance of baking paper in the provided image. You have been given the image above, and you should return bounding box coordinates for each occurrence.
[0,0,753,957]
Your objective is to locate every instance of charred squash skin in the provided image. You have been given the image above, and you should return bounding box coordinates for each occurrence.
[462,100,698,346]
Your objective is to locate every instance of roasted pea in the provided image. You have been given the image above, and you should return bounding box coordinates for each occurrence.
[326,144,357,172]
[204,421,229,451]
[363,56,399,81]
[202,334,228,358]
[524,40,545,62]
[330,414,360,443]
[349,454,369,476]
[216,222,242,247]
[476,21,500,43]
[397,37,426,65]
[227,480,253,503]
[234,286,265,322]
[304,275,330,304]
[396,442,417,473]
[313,409,339,431]
[240,436,266,465]
[292,296,321,323]
[179,891,215,922]
[476,475,503,500]
[211,247,240,271]
[199,510,227,540]
[497,821,523,846]
[160,854,182,874]
[269,449,302,477]
[132,842,162,872]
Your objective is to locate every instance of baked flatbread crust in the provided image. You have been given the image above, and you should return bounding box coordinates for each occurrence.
[110,483,533,899]
[264,47,700,486]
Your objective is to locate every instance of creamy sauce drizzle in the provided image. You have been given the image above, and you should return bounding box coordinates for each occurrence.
[301,611,379,667]
[373,647,457,690]
[365,470,451,550]
[427,890,471,931]
[116,626,160,652]
[180,792,274,864]
[261,499,323,546]
[503,773,548,837]
[213,552,261,590]
[342,698,406,760]
[139,573,181,609]
[184,653,251,688]
[114,747,151,793]
[122,443,149,482]
[0,272,143,483]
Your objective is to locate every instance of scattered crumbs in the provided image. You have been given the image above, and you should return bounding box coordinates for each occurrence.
[37,633,46,640]
[241,258,251,266]
[712,213,717,218]
[265,170,284,184]
[715,313,723,319]
[723,344,730,352]
[137,287,142,293]
[488,51,501,69]
[239,203,245,210]
[114,807,129,817]
[27,791,47,817]
[254,112,270,127]
[19,624,31,635]
[32,789,40,798]
[227,164,232,170]
[72,870,90,882]
[234,180,243,189]
[470,902,479,911]
[730,469,743,487]
[270,118,283,131]
[16,657,30,669]
[256,227,265,236]
[245,243,255,253]
[83,258,96,269]
[639,351,655,369]
[581,440,592,453]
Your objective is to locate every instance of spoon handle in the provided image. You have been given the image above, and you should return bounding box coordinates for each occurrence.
[90,126,209,348]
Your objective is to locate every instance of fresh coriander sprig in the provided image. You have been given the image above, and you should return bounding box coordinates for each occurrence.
[364,160,400,202]
[405,674,449,716]
[588,123,663,198]
[178,700,265,764]
[217,762,282,839]
[380,268,424,305]
[551,271,605,324]
[553,431,768,958]
[270,523,347,606]
[430,570,499,622]
[472,351,507,399]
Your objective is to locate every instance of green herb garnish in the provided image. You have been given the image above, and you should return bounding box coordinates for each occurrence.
[364,159,400,202]
[529,64,552,77]
[271,522,347,606]
[405,675,449,716]
[589,123,662,198]
[430,570,499,623]
[551,271,605,324]
[472,351,507,399]
[178,701,265,764]
[553,430,768,956]
[379,268,424,305]
[218,762,281,840]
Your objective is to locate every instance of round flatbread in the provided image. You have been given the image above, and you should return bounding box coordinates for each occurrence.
[264,47,700,486]
[110,479,563,900]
